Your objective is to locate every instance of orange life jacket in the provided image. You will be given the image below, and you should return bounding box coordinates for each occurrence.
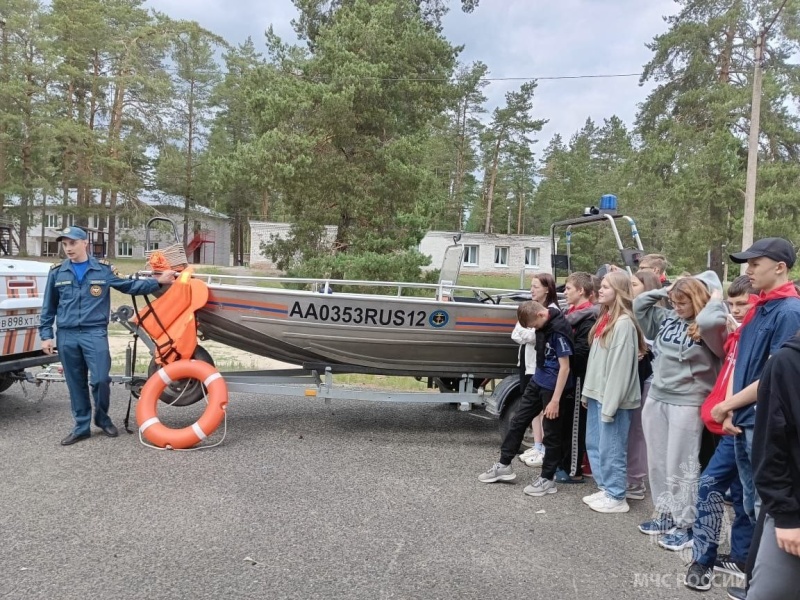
[133,268,209,365]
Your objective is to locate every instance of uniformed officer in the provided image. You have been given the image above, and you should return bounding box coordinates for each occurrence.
[39,226,175,446]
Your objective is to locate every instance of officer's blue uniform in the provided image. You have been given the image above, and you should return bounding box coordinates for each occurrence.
[39,256,160,436]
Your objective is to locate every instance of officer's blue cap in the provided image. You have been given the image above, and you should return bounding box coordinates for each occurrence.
[56,226,88,242]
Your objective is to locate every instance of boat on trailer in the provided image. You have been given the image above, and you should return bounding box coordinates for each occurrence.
[195,272,524,380]
[117,205,643,424]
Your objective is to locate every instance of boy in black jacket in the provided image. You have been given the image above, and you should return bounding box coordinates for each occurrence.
[561,272,598,483]
[479,301,574,498]
[746,333,800,599]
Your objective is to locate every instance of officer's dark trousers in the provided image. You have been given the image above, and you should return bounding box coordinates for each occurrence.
[57,327,113,435]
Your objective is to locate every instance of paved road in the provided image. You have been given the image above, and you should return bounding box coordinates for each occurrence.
[1,382,737,600]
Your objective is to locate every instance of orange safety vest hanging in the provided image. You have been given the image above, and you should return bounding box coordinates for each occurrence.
[133,268,209,366]
[137,360,228,449]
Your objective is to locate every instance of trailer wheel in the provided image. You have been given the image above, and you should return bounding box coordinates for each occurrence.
[147,345,215,407]
[0,374,15,394]
[498,389,522,441]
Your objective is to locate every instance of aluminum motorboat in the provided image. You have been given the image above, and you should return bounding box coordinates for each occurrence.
[190,242,527,379]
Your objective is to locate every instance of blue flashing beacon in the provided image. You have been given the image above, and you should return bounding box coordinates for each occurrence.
[599,194,618,214]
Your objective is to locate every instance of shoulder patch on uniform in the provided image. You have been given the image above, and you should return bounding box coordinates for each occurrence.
[51,262,61,270]
[99,259,110,266]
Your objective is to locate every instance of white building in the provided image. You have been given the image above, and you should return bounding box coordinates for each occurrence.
[249,221,552,276]
[4,190,231,267]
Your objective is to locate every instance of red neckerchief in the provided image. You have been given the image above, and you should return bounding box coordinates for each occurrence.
[594,312,610,338]
[567,301,593,315]
[659,273,666,283]
[726,284,800,353]
[741,283,799,327]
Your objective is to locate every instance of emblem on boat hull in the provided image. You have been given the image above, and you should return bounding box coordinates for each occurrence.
[429,310,449,328]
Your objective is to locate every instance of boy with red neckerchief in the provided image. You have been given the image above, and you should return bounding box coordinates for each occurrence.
[683,276,757,591]
[711,238,800,596]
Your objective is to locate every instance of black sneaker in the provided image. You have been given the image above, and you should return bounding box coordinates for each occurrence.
[685,562,713,591]
[714,553,745,577]
[726,587,746,600]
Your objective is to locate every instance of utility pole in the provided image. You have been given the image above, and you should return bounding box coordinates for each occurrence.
[0,16,7,219]
[740,0,788,274]
[741,33,764,274]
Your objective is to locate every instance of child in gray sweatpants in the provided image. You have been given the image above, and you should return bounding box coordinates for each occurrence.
[633,271,728,551]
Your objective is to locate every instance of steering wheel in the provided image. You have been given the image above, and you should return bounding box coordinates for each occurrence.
[473,290,498,304]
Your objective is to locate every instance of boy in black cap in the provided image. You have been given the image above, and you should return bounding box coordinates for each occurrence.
[710,237,800,595]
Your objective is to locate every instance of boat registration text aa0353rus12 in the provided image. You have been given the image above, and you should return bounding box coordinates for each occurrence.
[288,300,449,329]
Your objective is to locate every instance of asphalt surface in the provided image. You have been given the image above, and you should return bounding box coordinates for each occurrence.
[0,381,739,600]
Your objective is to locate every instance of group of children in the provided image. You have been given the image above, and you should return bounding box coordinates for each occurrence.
[478,240,800,599]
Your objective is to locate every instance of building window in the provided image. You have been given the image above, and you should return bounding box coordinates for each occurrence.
[494,246,509,266]
[91,215,107,229]
[524,247,540,267]
[117,241,133,257]
[117,215,131,230]
[67,214,75,227]
[147,242,159,251]
[45,214,58,228]
[463,245,478,266]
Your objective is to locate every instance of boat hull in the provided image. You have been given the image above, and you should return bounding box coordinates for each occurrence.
[198,284,521,378]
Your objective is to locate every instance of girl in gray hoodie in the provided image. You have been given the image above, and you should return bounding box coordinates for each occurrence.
[633,271,728,550]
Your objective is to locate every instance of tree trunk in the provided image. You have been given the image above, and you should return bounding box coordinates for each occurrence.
[232,211,240,264]
[718,22,735,84]
[261,189,270,219]
[483,135,503,233]
[40,192,47,257]
[108,190,117,259]
[106,75,126,260]
[0,24,8,219]
[184,79,195,244]
[452,100,468,230]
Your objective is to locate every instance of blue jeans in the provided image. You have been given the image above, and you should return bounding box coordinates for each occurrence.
[734,426,761,524]
[692,435,755,566]
[585,399,631,501]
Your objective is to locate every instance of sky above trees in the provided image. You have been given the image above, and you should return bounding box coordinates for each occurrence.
[146,0,678,141]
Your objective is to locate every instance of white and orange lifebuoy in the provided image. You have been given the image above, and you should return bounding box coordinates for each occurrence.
[136,359,228,449]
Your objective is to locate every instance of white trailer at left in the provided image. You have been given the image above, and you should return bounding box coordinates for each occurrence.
[0,259,60,393]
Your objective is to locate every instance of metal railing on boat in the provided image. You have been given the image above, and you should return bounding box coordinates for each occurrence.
[187,272,529,303]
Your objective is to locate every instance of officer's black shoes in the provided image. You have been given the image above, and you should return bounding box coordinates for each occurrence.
[61,432,90,446]
[100,423,119,438]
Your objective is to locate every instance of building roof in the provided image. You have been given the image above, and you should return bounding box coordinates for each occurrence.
[2,189,229,220]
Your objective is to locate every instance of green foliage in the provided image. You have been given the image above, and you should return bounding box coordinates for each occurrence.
[627,0,800,274]
[3,0,800,285]
[240,0,458,281]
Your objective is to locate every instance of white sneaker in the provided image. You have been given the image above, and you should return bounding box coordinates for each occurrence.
[589,494,630,513]
[522,449,544,467]
[518,446,539,461]
[582,490,606,505]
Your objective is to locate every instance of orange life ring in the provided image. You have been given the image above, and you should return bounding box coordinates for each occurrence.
[136,359,228,449]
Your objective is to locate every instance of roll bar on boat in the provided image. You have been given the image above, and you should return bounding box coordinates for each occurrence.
[549,212,644,279]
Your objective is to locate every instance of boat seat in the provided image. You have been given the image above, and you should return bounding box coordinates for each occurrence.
[133,268,209,366]
[451,296,483,304]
